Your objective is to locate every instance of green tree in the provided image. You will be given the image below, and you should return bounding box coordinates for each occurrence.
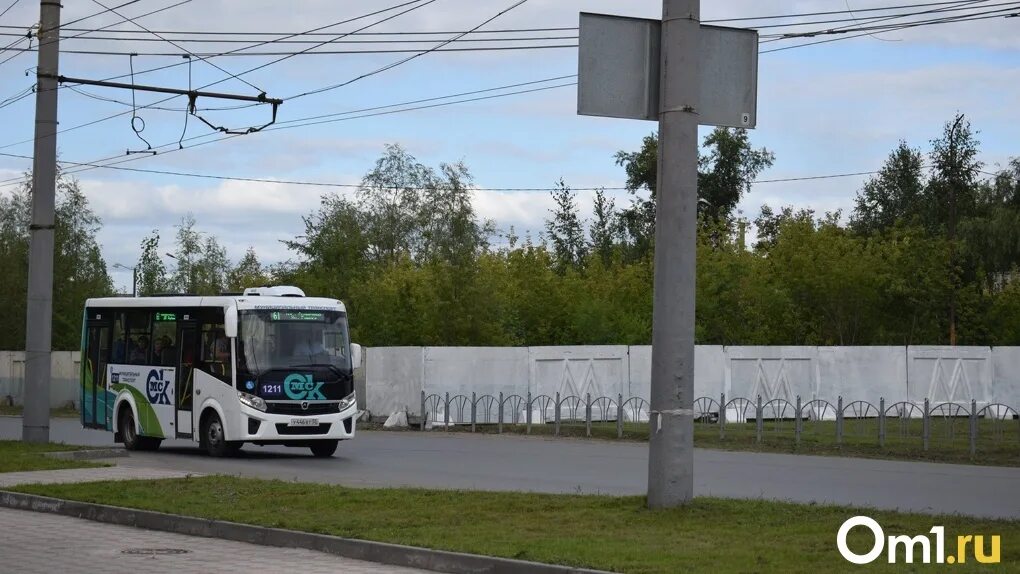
[753,204,814,252]
[589,188,617,266]
[959,158,1020,291]
[136,230,168,296]
[169,214,229,295]
[614,128,773,258]
[927,114,982,235]
[227,247,269,291]
[544,179,587,272]
[0,170,112,349]
[52,178,113,348]
[850,141,927,235]
[698,128,775,221]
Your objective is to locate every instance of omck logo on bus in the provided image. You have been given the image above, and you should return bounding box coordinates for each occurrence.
[145,369,172,405]
[838,516,1001,565]
[283,373,325,401]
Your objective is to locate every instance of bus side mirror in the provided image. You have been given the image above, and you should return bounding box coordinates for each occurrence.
[350,343,362,370]
[224,305,238,338]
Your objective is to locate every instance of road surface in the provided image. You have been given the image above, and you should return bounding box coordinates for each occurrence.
[2,416,1018,519]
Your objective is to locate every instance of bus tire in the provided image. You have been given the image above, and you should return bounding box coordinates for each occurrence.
[309,440,338,458]
[201,411,241,457]
[119,408,161,451]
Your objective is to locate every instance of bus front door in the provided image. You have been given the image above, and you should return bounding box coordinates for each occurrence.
[176,326,197,438]
[82,322,111,429]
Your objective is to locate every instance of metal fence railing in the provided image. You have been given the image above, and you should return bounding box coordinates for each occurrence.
[418,391,1020,456]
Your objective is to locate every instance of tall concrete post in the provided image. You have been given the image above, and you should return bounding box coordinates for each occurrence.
[22,0,61,443]
[647,0,699,508]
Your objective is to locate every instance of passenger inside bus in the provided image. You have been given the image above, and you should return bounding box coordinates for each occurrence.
[203,328,231,378]
[129,336,149,363]
[153,336,176,366]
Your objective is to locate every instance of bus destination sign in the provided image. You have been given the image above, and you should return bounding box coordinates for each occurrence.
[270,311,325,322]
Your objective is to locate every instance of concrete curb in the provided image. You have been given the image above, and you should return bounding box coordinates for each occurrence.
[43,448,128,461]
[0,491,612,574]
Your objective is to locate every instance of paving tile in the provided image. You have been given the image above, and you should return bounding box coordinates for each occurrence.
[0,507,430,574]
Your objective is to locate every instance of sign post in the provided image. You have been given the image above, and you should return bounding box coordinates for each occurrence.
[578,1,758,508]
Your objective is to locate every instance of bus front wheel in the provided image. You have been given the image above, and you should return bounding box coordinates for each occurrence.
[119,408,160,451]
[309,440,338,458]
[201,411,242,457]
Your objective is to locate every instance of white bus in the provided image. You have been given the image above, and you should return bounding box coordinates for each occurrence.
[79,286,362,457]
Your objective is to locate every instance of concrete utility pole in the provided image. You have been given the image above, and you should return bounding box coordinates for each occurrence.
[647,0,699,508]
[22,0,61,443]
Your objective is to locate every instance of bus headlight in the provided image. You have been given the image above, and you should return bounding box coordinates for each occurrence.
[238,391,267,412]
[337,391,356,412]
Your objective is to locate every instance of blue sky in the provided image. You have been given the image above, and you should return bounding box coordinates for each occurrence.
[0,0,1017,292]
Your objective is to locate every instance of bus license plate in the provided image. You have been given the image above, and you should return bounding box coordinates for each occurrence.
[288,417,319,427]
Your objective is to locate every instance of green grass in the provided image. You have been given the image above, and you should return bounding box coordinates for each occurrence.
[0,440,104,473]
[416,417,1020,467]
[0,405,81,418]
[13,475,1020,573]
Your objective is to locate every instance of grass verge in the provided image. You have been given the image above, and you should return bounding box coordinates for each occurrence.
[12,475,1020,573]
[0,440,104,473]
[397,419,1020,467]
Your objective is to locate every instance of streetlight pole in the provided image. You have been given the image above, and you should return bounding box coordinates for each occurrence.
[647,0,699,508]
[165,252,192,294]
[22,0,61,444]
[113,264,137,297]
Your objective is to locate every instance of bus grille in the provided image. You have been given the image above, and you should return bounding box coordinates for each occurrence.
[266,402,340,415]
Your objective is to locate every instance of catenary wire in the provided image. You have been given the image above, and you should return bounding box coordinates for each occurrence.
[0,0,445,149]
[0,149,892,191]
[88,0,263,93]
[285,0,532,100]
[0,42,578,57]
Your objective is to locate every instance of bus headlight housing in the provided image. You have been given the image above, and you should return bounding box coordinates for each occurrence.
[337,391,357,412]
[238,391,267,412]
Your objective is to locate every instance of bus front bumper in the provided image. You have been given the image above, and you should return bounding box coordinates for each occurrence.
[238,403,358,442]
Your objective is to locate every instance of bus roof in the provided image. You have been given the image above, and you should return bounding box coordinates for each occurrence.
[85,294,346,313]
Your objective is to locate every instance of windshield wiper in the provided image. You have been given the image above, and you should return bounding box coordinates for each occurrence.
[290,363,347,378]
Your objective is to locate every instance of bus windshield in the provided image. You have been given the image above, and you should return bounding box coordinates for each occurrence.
[238,309,351,376]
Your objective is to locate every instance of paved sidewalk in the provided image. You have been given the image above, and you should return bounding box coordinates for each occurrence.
[0,507,430,574]
[0,466,200,488]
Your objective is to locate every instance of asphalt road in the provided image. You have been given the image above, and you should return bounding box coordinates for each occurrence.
[2,416,1018,519]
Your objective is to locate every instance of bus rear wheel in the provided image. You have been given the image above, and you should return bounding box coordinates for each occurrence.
[201,411,242,457]
[309,440,338,458]
[119,408,161,451]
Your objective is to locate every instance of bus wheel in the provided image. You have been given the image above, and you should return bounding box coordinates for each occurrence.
[119,408,142,451]
[309,440,338,458]
[202,412,241,457]
[119,408,161,451]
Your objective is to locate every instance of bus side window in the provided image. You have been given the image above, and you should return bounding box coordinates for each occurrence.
[111,313,126,364]
[151,318,177,367]
[201,323,232,382]
[125,311,151,366]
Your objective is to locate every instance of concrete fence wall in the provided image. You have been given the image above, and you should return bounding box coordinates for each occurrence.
[0,351,81,409]
[5,345,1018,415]
[365,346,1020,417]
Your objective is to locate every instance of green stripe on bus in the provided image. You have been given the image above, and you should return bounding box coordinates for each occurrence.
[111,383,165,439]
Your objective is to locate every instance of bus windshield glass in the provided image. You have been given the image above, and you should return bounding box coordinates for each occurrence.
[239,309,351,376]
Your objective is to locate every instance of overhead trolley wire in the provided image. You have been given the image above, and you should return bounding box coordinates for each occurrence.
[0,149,888,191]
[761,3,1019,52]
[285,0,532,100]
[0,42,578,57]
[0,0,446,150]
[88,0,263,93]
